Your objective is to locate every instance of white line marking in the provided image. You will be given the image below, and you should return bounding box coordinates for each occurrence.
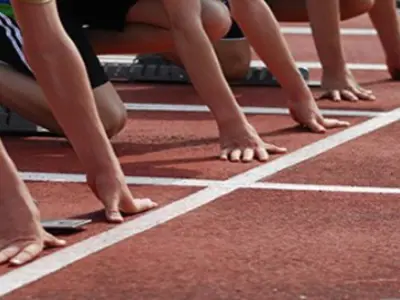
[20,172,219,188]
[228,108,400,185]
[281,27,376,35]
[1,107,399,296]
[98,55,387,71]
[21,172,400,195]
[251,60,387,71]
[125,103,384,118]
[248,182,400,194]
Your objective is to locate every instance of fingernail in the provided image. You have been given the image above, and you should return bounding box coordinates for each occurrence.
[10,259,21,265]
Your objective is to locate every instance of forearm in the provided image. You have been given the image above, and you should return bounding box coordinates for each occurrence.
[11,0,117,173]
[306,0,346,71]
[230,0,311,101]
[163,0,247,127]
[368,0,400,61]
[0,140,36,214]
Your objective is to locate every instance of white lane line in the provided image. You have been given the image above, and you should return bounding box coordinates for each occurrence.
[125,103,384,118]
[98,55,387,71]
[21,172,400,195]
[1,107,399,296]
[281,27,376,35]
[248,182,400,194]
[20,172,220,188]
[250,60,387,71]
[228,108,400,185]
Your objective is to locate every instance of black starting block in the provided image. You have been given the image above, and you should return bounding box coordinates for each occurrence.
[0,105,54,136]
[101,55,319,87]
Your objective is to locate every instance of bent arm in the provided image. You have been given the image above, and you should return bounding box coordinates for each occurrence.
[306,0,347,74]
[11,0,119,174]
[161,0,247,127]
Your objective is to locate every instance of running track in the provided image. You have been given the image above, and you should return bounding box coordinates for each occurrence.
[0,14,399,300]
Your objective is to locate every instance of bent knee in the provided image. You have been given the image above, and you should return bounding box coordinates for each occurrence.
[93,83,127,138]
[214,40,251,80]
[104,104,127,138]
[201,0,232,42]
[340,0,375,20]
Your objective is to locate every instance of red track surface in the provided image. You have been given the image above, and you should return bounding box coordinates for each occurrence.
[1,15,399,300]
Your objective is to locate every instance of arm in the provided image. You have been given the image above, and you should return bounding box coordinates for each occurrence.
[161,0,286,162]
[161,0,246,127]
[307,0,346,74]
[306,0,375,101]
[11,0,117,174]
[0,139,66,266]
[228,0,349,131]
[229,0,311,101]
[11,0,156,222]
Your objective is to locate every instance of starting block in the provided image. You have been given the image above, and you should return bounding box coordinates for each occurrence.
[0,105,52,136]
[101,55,319,87]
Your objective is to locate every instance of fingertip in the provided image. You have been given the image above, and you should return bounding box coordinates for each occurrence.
[220,153,228,161]
[57,239,67,246]
[106,211,124,223]
[10,258,22,266]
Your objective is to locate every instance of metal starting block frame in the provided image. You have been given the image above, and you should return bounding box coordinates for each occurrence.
[100,56,321,87]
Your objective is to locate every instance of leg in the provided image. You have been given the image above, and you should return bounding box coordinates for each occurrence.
[213,39,251,80]
[0,11,126,138]
[0,65,126,138]
[89,0,231,54]
[163,12,252,80]
[368,0,400,79]
[213,17,252,80]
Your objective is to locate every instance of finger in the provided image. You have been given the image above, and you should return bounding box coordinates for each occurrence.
[229,149,242,162]
[306,119,326,133]
[242,148,255,163]
[104,200,124,223]
[265,144,288,154]
[121,198,158,214]
[43,232,67,248]
[351,87,376,101]
[105,210,124,223]
[340,90,358,102]
[10,243,42,266]
[331,90,341,102]
[220,148,230,161]
[322,118,350,129]
[255,147,269,162]
[358,87,373,94]
[0,246,20,264]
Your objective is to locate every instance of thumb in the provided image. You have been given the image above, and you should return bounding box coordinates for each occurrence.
[104,199,124,223]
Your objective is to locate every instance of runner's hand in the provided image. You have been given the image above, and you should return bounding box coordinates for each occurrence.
[219,122,287,162]
[319,68,376,102]
[288,98,350,133]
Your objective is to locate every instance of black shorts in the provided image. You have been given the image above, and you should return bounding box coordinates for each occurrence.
[58,0,138,32]
[0,0,138,89]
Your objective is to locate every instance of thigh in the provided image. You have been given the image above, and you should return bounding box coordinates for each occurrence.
[125,0,170,28]
[126,0,229,29]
